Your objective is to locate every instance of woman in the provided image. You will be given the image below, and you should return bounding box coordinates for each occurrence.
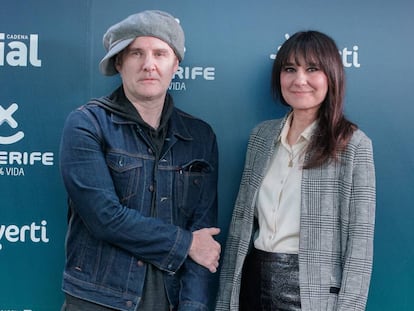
[216,31,375,311]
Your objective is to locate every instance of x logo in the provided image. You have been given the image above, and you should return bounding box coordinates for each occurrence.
[0,103,19,128]
[0,103,25,144]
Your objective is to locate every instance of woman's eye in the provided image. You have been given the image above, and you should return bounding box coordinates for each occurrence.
[284,67,295,72]
[307,66,319,72]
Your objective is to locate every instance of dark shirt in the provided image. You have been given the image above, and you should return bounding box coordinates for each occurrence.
[105,86,172,310]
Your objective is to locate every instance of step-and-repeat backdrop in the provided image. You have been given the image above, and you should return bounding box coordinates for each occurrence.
[1,0,413,310]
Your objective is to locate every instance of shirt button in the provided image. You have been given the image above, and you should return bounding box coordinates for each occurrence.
[148,148,153,154]
[137,260,144,267]
[126,300,133,308]
[148,185,154,192]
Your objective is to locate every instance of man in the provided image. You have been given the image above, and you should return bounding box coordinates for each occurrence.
[60,10,220,311]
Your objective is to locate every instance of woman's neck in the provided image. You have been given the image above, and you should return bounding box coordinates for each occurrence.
[287,110,317,145]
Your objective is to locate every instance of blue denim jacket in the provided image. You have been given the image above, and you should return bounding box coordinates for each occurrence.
[59,93,218,311]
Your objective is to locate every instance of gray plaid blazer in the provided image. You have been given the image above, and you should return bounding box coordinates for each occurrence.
[216,116,376,311]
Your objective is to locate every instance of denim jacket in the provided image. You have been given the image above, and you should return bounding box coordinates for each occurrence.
[59,91,218,311]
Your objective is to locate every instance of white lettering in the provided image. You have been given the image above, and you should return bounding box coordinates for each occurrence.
[40,220,48,242]
[191,67,203,79]
[6,34,29,40]
[6,41,28,66]
[339,45,360,68]
[20,225,30,241]
[29,34,41,66]
[270,34,361,68]
[5,225,19,242]
[0,33,42,67]
[0,151,54,165]
[0,220,49,250]
[173,66,216,80]
[203,67,215,80]
[0,151,6,163]
[169,82,186,91]
[5,167,25,176]
[0,33,4,66]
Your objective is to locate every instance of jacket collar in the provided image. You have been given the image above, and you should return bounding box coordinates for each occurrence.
[90,86,193,142]
[167,109,193,141]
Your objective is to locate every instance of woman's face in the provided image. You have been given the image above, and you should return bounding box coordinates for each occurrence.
[280,56,328,117]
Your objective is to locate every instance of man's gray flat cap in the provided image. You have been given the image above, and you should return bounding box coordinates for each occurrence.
[99,10,185,76]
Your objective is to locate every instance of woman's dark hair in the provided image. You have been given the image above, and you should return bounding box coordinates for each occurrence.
[271,30,357,168]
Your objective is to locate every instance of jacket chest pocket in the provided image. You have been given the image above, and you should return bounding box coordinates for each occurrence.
[174,159,212,220]
[106,152,143,204]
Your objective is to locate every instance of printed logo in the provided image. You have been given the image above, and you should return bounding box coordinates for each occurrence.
[0,103,25,144]
[170,66,216,91]
[0,220,49,251]
[0,32,42,67]
[270,33,361,68]
[0,103,54,177]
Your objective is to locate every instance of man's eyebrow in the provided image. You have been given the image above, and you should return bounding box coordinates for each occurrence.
[125,47,142,52]
[153,48,170,53]
[127,47,170,53]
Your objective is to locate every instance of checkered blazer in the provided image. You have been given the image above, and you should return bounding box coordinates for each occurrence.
[216,116,376,311]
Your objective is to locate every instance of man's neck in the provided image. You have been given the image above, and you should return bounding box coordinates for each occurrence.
[129,96,165,129]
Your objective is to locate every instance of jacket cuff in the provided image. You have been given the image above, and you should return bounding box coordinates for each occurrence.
[162,227,193,273]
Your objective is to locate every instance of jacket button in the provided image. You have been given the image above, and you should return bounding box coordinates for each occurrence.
[148,185,154,192]
[126,300,133,308]
[137,260,144,267]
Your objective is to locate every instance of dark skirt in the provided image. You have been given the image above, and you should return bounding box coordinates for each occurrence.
[239,248,301,311]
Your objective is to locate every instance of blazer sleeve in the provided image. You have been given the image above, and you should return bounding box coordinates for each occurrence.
[337,133,376,310]
[216,119,282,311]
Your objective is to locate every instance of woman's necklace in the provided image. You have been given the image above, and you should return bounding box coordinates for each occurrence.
[286,114,313,168]
[287,143,306,167]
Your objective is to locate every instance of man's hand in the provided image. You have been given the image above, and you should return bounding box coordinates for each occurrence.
[189,227,221,273]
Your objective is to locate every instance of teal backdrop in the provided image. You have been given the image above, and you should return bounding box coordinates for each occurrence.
[1,0,413,310]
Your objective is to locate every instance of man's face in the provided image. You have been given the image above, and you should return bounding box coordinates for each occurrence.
[115,36,179,103]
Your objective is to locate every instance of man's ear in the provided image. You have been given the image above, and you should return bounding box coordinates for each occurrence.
[173,57,179,72]
[114,53,122,72]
